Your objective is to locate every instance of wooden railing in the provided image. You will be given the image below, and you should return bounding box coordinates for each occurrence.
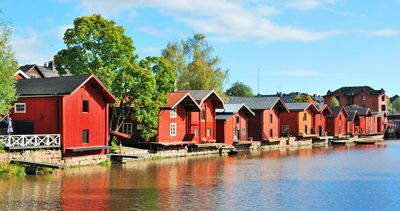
[0,134,61,149]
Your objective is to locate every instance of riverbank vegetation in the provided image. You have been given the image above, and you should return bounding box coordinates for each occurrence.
[0,164,25,177]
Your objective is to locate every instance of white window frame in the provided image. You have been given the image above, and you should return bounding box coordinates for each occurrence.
[14,103,26,113]
[194,127,199,137]
[30,74,38,79]
[170,123,177,136]
[362,95,366,101]
[206,128,211,137]
[170,107,177,118]
[122,123,133,135]
[242,128,246,135]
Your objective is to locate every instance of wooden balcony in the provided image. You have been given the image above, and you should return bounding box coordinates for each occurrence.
[0,134,61,150]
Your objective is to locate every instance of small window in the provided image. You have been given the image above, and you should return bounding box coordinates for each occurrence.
[270,114,273,124]
[362,96,366,101]
[304,125,308,134]
[82,100,89,112]
[82,130,89,144]
[122,123,132,135]
[339,114,342,120]
[170,123,177,136]
[236,116,240,124]
[170,107,177,118]
[303,113,307,121]
[206,128,211,137]
[194,127,199,137]
[242,128,246,135]
[137,124,143,130]
[14,103,26,113]
[269,129,273,137]
[30,74,38,79]
[382,95,385,101]
[201,110,206,120]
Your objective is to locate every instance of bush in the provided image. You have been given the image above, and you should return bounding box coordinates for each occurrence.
[0,143,5,153]
[0,164,26,177]
[98,159,111,167]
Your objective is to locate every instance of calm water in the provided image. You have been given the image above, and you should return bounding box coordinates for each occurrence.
[2,141,400,210]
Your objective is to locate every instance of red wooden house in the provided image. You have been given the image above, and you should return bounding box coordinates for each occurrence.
[314,103,332,136]
[176,90,224,144]
[326,106,348,137]
[228,97,289,141]
[345,105,373,135]
[216,104,255,146]
[345,109,360,135]
[280,103,319,136]
[156,92,201,143]
[11,75,116,156]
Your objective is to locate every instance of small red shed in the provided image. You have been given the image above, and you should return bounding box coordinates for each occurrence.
[177,90,224,144]
[346,109,360,135]
[345,105,373,135]
[216,104,255,146]
[11,75,116,156]
[326,106,348,137]
[228,97,289,141]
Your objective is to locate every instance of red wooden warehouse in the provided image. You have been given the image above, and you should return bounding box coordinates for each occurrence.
[11,75,116,156]
[280,103,319,136]
[177,90,224,144]
[345,105,373,135]
[326,106,348,137]
[216,104,255,146]
[313,103,332,136]
[156,92,201,143]
[228,96,289,141]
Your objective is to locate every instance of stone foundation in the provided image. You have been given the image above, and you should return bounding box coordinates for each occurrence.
[0,150,62,166]
[63,155,108,167]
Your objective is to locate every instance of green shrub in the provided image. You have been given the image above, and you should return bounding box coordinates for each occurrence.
[98,159,111,167]
[0,164,26,177]
[0,143,6,153]
[111,138,119,153]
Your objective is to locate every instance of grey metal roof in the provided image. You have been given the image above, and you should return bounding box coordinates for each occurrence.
[228,96,280,110]
[16,75,91,96]
[345,104,371,116]
[216,114,234,120]
[18,64,60,78]
[216,103,254,116]
[327,106,343,118]
[346,110,358,121]
[285,102,311,111]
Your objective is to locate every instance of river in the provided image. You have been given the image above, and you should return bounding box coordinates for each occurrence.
[1,141,400,210]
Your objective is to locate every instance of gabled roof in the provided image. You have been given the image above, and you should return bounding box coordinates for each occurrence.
[17,64,60,78]
[216,114,234,120]
[326,86,384,96]
[345,104,372,116]
[162,92,201,111]
[327,106,348,118]
[317,103,332,115]
[285,102,319,113]
[14,70,30,79]
[216,103,255,116]
[16,75,116,102]
[346,110,359,121]
[228,96,289,112]
[176,90,224,109]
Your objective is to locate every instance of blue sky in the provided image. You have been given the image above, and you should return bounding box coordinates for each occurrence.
[1,0,399,96]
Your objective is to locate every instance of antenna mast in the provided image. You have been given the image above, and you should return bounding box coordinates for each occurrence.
[257,68,260,96]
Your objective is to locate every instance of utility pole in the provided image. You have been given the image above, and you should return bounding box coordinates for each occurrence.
[257,68,260,96]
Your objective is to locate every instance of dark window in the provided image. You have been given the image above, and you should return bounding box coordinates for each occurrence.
[382,95,385,101]
[304,125,308,134]
[382,105,386,111]
[82,130,89,144]
[339,114,342,120]
[236,116,240,124]
[83,100,89,112]
[335,96,340,102]
[270,114,273,123]
[269,129,273,137]
[303,113,307,121]
[201,110,206,120]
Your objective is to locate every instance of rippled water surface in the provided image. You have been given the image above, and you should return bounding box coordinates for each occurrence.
[2,141,400,210]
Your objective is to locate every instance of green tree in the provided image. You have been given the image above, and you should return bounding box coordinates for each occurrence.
[292,94,313,103]
[329,96,340,107]
[162,33,228,96]
[226,81,254,97]
[55,15,175,141]
[389,97,400,113]
[0,14,17,116]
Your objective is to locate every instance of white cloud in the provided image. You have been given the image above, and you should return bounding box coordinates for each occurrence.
[78,0,344,42]
[10,29,48,64]
[57,24,73,39]
[368,29,400,36]
[285,0,337,10]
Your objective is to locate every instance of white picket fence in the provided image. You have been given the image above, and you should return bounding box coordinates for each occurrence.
[0,134,61,149]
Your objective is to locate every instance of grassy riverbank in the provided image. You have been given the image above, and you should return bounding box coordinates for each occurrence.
[0,164,25,177]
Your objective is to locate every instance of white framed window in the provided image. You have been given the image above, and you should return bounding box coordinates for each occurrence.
[362,95,366,101]
[14,103,26,113]
[242,128,246,135]
[194,127,199,137]
[170,123,177,136]
[206,128,211,137]
[122,123,133,135]
[30,74,38,79]
[170,107,177,118]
